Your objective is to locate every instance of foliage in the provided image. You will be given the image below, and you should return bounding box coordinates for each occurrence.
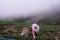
[0,21,60,40]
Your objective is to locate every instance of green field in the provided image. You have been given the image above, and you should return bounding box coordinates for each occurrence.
[0,21,60,40]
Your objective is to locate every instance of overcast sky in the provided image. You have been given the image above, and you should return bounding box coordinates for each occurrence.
[0,0,60,19]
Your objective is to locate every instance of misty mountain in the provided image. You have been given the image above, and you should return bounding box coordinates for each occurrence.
[38,5,60,24]
[15,5,60,24]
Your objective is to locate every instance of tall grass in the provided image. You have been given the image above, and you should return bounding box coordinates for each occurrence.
[0,21,60,40]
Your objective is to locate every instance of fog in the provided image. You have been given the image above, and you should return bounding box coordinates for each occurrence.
[0,0,60,20]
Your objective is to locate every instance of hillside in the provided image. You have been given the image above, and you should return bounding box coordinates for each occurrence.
[0,21,60,40]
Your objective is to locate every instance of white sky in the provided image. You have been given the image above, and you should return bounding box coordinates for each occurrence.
[0,0,60,18]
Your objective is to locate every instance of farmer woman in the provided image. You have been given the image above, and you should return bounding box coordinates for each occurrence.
[20,27,29,37]
[31,23,40,39]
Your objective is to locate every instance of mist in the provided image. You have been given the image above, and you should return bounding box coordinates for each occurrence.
[0,0,60,21]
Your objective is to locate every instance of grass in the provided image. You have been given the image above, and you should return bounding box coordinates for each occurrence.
[0,21,60,40]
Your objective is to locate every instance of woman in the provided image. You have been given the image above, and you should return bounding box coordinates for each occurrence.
[31,23,40,39]
[20,27,29,37]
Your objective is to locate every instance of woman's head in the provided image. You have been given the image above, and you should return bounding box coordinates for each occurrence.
[23,27,29,32]
[32,23,39,32]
